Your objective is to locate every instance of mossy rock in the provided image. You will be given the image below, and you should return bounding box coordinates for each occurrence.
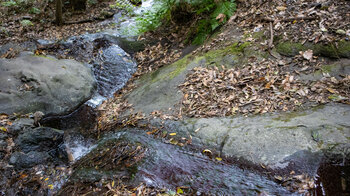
[276,40,350,58]
[116,36,151,54]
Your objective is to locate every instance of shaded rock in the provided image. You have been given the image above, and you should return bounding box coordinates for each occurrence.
[65,130,291,195]
[316,163,350,195]
[9,151,50,169]
[9,127,68,169]
[0,52,95,115]
[0,132,8,150]
[115,36,149,55]
[16,127,64,153]
[8,118,34,135]
[0,41,36,57]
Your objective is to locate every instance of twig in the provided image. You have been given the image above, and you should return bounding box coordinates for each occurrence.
[262,16,317,23]
[269,22,274,49]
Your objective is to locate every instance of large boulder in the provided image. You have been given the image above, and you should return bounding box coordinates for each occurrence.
[62,130,291,195]
[0,52,96,115]
[160,103,350,176]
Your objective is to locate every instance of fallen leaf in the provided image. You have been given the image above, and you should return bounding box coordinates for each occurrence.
[326,88,336,94]
[216,13,226,23]
[215,157,222,161]
[169,133,177,136]
[203,149,212,154]
[276,6,287,11]
[177,187,184,194]
[274,175,283,181]
[302,49,313,60]
[0,127,7,132]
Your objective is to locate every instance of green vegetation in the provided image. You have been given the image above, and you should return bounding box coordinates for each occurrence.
[1,0,40,13]
[110,0,134,12]
[20,19,33,26]
[135,0,236,45]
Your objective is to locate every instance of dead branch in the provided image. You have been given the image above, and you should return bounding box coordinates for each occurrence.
[268,22,273,49]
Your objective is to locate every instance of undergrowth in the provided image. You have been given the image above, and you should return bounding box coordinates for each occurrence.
[136,0,236,45]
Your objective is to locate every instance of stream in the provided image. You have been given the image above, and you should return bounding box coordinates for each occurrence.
[36,2,296,194]
[1,1,348,195]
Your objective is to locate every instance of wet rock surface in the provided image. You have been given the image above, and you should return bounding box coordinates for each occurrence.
[41,33,137,99]
[63,130,292,195]
[0,52,95,115]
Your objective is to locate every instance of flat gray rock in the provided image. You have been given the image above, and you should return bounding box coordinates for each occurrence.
[167,103,350,175]
[0,52,95,115]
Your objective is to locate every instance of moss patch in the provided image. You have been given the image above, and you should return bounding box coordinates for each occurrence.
[276,40,350,58]
[338,40,350,58]
[32,55,57,61]
[168,55,193,79]
[320,64,334,73]
[202,42,251,67]
[276,42,306,57]
[273,111,308,122]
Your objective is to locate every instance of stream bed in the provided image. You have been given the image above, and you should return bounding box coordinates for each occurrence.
[1,1,349,195]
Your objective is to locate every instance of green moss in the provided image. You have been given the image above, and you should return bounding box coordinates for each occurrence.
[276,42,306,57]
[313,43,339,58]
[336,126,344,131]
[32,55,56,61]
[148,42,252,84]
[338,40,350,58]
[321,64,334,73]
[252,31,265,40]
[276,40,350,58]
[203,42,250,67]
[273,111,308,122]
[151,69,161,81]
[276,126,302,130]
[149,55,193,84]
[167,55,192,79]
[311,104,325,112]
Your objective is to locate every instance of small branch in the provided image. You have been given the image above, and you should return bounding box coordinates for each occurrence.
[262,16,317,23]
[269,22,274,49]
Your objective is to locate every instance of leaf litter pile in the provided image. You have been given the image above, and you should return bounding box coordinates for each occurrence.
[234,0,350,44]
[180,58,349,117]
[178,0,350,117]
